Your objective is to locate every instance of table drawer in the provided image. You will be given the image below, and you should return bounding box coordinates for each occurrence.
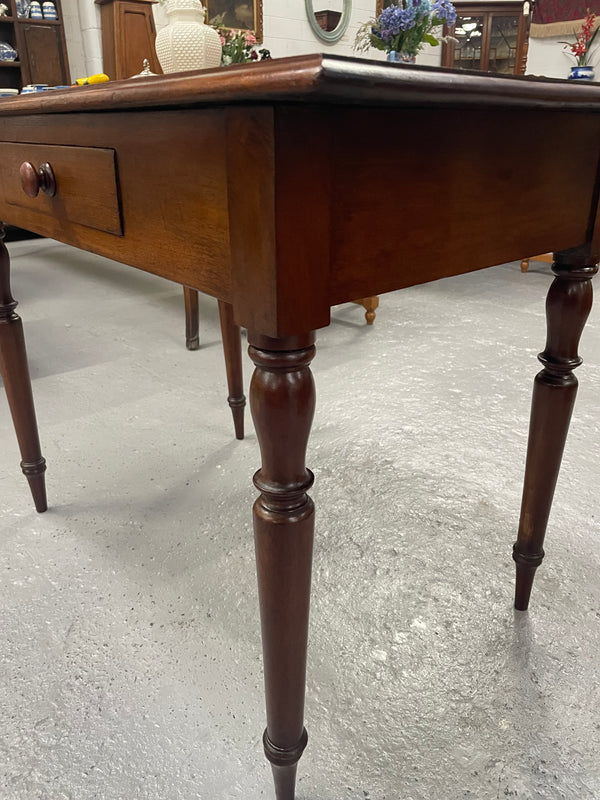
[0,142,122,236]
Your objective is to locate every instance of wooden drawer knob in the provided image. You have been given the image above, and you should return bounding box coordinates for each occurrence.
[19,161,57,198]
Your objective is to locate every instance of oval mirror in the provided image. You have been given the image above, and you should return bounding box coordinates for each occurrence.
[305,0,352,43]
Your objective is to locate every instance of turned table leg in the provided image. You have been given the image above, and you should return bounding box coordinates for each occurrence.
[218,300,245,440]
[0,223,47,512]
[513,253,597,610]
[248,332,315,800]
[183,286,200,351]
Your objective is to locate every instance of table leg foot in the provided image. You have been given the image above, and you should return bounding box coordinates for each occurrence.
[183,286,200,350]
[218,300,245,440]
[249,332,315,800]
[0,223,47,512]
[513,253,597,610]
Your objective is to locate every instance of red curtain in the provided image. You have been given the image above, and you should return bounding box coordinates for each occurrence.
[534,1,599,25]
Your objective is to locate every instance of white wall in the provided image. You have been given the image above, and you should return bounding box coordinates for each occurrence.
[262,0,374,58]
[60,0,86,80]
[526,36,577,79]
[61,0,101,79]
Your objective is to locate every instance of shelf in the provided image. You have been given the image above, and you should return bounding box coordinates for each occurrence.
[0,16,17,22]
[0,60,21,67]
[16,17,62,25]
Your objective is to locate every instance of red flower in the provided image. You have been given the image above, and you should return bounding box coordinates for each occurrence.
[561,11,599,67]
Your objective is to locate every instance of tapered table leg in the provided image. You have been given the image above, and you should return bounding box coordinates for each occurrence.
[0,223,47,512]
[513,253,598,610]
[248,332,315,800]
[183,286,200,350]
[218,300,245,440]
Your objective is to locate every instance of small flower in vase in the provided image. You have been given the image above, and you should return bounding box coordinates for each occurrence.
[210,15,271,64]
[355,0,457,63]
[559,10,599,78]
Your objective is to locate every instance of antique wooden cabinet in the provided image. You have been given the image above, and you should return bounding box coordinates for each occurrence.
[95,0,161,80]
[442,1,532,75]
[0,0,70,90]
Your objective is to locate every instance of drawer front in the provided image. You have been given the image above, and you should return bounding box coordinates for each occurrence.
[0,142,122,236]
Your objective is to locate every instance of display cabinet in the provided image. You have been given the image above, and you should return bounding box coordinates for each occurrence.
[0,0,70,90]
[442,1,532,75]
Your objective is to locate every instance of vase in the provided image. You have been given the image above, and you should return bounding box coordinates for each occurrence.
[387,50,416,65]
[155,0,222,74]
[568,65,594,81]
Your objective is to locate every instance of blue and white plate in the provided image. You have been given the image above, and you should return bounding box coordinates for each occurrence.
[0,42,18,61]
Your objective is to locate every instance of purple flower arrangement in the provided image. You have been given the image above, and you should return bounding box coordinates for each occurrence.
[355,0,457,60]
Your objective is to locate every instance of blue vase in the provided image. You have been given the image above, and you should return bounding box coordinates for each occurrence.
[569,65,594,81]
[387,50,416,65]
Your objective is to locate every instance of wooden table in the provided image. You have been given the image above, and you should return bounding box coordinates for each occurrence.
[0,55,598,800]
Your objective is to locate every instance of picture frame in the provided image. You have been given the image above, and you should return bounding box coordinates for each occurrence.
[205,0,263,42]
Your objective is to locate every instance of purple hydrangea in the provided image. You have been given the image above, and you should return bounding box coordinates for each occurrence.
[364,0,457,53]
[432,0,457,25]
[378,0,431,35]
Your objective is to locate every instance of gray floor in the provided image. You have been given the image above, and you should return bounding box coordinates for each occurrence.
[1,239,599,800]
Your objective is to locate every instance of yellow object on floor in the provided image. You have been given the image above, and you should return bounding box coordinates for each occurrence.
[74,73,110,86]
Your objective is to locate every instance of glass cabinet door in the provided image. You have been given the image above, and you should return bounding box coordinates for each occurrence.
[488,13,521,73]
[453,15,484,70]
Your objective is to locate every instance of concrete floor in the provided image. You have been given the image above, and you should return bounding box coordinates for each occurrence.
[1,239,599,800]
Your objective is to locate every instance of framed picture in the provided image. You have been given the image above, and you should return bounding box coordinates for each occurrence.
[205,0,263,41]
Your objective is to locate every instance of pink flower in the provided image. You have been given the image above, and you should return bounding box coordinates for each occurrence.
[220,35,226,45]
[245,32,257,46]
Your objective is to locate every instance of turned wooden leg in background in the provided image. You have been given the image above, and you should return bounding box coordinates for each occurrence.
[513,253,598,610]
[218,300,245,440]
[353,295,379,325]
[248,332,315,800]
[183,286,200,351]
[0,223,47,512]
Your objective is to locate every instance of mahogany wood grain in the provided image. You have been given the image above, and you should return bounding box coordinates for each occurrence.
[218,300,245,440]
[0,142,122,235]
[328,107,598,304]
[183,286,199,350]
[0,222,47,512]
[514,249,599,609]
[249,332,315,800]
[0,112,231,299]
[4,54,600,116]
